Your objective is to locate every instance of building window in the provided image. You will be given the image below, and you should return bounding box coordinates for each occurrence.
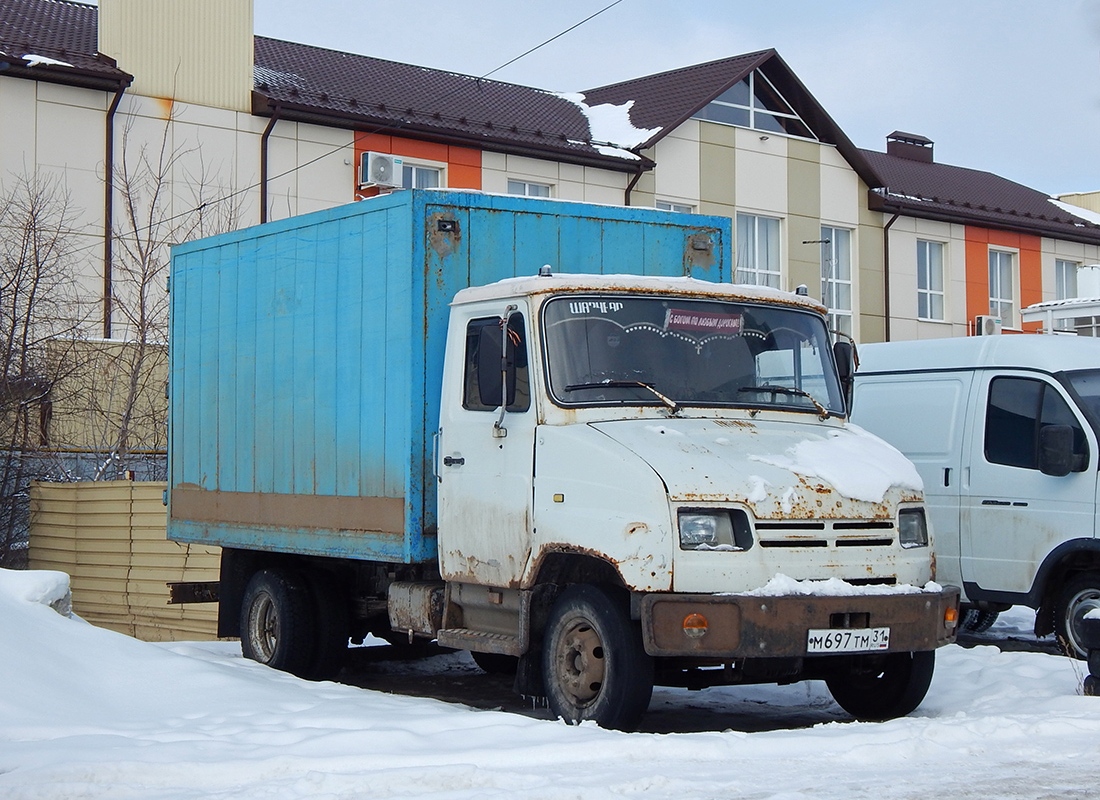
[820,226,853,337]
[656,200,693,213]
[692,69,817,140]
[402,164,442,189]
[507,179,551,198]
[989,249,1015,325]
[916,240,945,321]
[736,213,781,289]
[1056,259,1079,300]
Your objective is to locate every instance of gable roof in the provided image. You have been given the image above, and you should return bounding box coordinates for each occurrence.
[252,36,642,171]
[0,0,130,90]
[863,147,1100,245]
[583,50,881,189]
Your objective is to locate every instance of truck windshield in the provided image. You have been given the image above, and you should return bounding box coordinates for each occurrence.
[542,294,844,415]
[1065,370,1100,437]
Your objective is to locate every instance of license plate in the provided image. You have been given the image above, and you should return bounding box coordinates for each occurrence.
[806,627,890,653]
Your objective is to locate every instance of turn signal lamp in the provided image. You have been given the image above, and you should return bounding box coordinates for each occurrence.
[683,612,709,639]
[944,606,959,629]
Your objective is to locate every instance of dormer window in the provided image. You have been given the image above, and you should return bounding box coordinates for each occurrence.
[693,70,817,140]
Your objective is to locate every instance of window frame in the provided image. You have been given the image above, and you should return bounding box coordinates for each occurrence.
[656,200,694,214]
[691,69,818,141]
[916,239,946,322]
[988,248,1016,327]
[506,179,552,198]
[1055,258,1080,301]
[401,162,444,190]
[820,225,853,338]
[735,212,782,289]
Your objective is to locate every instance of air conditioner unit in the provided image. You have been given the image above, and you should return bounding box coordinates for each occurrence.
[975,314,1003,336]
[359,152,404,188]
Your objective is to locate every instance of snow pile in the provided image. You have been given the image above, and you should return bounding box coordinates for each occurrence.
[1050,198,1100,226]
[2,570,1100,798]
[750,424,923,503]
[0,567,72,616]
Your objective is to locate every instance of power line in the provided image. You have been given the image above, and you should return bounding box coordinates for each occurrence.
[64,0,627,263]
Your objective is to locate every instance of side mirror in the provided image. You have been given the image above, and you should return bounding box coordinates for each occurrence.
[1038,424,1075,477]
[833,341,855,414]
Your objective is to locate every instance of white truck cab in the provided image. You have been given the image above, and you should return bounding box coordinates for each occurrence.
[432,273,957,726]
[854,335,1100,657]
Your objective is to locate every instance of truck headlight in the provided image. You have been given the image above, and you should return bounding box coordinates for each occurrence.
[678,510,752,551]
[898,508,928,548]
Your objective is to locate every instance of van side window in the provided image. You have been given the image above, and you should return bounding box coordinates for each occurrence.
[463,315,530,412]
[984,377,1087,470]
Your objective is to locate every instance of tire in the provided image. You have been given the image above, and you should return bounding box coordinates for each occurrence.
[1084,675,1100,697]
[826,650,936,721]
[1054,571,1100,660]
[239,568,314,678]
[541,584,653,731]
[302,571,349,681]
[471,651,519,675]
[960,608,1000,633]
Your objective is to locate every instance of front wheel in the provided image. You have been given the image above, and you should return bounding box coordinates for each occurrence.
[541,584,653,731]
[1054,572,1100,659]
[826,650,935,721]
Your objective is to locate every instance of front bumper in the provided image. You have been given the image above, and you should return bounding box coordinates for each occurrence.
[639,586,960,659]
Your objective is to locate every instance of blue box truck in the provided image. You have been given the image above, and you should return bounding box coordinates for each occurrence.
[168,190,957,729]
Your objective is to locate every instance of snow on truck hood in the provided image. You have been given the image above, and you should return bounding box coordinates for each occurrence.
[590,417,923,520]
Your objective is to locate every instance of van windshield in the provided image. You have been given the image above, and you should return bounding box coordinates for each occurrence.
[541,294,844,415]
[1065,370,1100,436]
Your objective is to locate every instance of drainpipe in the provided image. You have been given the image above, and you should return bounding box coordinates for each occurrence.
[882,212,899,342]
[260,103,282,224]
[103,79,130,340]
[624,163,644,206]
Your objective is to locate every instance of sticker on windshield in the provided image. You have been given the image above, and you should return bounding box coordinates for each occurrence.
[664,308,743,334]
[568,300,625,315]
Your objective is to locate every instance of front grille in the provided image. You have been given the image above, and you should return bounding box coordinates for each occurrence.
[753,519,896,549]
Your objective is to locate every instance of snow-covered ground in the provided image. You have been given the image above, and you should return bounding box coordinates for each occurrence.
[3,568,1099,799]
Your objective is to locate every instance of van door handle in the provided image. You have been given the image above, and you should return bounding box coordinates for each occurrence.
[443,456,465,467]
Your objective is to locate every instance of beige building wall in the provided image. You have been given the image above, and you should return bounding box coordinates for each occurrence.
[480,152,629,207]
[99,0,254,112]
[1058,192,1100,215]
[28,481,220,641]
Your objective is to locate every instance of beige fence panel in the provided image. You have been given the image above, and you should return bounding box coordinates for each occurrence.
[28,481,222,641]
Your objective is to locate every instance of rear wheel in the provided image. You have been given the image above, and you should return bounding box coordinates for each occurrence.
[826,650,935,721]
[541,584,653,731]
[240,569,313,677]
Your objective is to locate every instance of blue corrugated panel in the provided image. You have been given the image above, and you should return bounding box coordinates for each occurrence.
[168,190,730,564]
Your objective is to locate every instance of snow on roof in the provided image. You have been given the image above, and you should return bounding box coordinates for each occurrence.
[1049,198,1100,227]
[22,53,73,68]
[556,92,662,160]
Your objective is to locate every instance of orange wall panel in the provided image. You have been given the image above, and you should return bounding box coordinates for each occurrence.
[964,226,1043,332]
[351,134,482,197]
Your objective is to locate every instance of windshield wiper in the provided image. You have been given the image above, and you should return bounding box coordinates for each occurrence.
[738,384,829,419]
[564,380,680,414]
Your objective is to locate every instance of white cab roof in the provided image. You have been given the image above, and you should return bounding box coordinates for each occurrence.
[451,273,827,313]
[859,335,1100,375]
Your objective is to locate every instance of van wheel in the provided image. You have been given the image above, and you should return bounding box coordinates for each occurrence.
[240,569,313,677]
[541,584,653,731]
[1055,572,1100,659]
[826,650,935,721]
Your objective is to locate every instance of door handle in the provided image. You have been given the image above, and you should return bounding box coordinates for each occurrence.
[443,455,465,467]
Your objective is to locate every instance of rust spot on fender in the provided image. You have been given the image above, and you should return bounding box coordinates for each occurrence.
[626,522,649,536]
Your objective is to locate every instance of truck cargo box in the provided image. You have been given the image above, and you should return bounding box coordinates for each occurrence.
[167,190,731,564]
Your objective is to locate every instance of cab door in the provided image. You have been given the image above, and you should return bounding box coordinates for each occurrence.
[436,308,536,588]
[961,372,1096,596]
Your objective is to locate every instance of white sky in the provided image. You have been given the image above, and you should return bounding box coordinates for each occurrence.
[251,0,1100,195]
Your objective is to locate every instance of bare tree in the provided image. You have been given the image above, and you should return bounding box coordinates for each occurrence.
[78,112,244,481]
[0,171,87,566]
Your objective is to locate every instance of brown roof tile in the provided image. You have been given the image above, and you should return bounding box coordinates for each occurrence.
[0,0,130,89]
[862,148,1100,245]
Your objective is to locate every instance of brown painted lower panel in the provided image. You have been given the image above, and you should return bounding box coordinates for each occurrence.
[170,486,405,535]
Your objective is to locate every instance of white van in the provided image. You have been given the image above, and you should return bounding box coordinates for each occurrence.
[853,335,1100,657]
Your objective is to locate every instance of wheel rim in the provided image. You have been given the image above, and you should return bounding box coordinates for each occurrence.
[248,591,278,661]
[553,618,606,707]
[1065,588,1100,656]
